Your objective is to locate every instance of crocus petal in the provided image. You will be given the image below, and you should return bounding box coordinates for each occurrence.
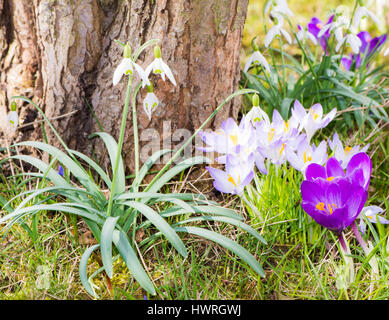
[326,157,345,178]
[305,163,326,181]
[301,180,325,204]
[346,152,372,190]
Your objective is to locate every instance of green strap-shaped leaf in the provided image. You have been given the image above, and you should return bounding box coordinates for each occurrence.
[174,216,267,244]
[115,191,206,202]
[15,141,105,203]
[112,230,155,295]
[146,156,211,195]
[100,216,120,278]
[90,132,125,195]
[175,226,265,278]
[123,201,187,258]
[79,244,100,298]
[135,149,172,187]
[69,149,112,190]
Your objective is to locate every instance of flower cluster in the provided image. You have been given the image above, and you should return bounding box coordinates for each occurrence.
[113,42,176,120]
[200,96,336,195]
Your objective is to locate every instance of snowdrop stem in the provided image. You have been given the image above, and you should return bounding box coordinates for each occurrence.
[132,83,142,191]
[107,75,133,217]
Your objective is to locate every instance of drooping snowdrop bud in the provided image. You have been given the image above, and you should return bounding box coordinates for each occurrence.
[143,83,160,120]
[145,45,177,86]
[295,24,318,45]
[113,42,150,87]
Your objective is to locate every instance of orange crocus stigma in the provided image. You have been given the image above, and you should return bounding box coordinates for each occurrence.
[316,202,325,211]
[326,176,335,182]
[227,174,238,187]
[229,134,238,146]
[345,146,352,155]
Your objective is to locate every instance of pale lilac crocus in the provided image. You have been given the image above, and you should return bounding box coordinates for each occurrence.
[286,137,327,173]
[294,101,337,142]
[357,205,389,235]
[328,132,369,169]
[206,153,255,195]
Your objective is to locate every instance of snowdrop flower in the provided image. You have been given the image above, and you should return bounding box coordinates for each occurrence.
[143,83,160,120]
[243,50,271,73]
[244,94,271,127]
[297,101,337,142]
[357,205,389,235]
[353,6,380,29]
[318,14,348,45]
[206,153,255,195]
[265,16,292,48]
[295,24,318,45]
[384,48,389,56]
[113,43,150,87]
[6,102,18,132]
[328,132,369,169]
[286,137,327,173]
[265,0,294,18]
[335,31,362,54]
[145,45,176,86]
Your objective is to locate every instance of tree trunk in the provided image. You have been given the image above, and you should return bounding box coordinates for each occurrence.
[0,0,248,172]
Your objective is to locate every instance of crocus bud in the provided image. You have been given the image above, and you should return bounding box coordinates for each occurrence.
[153,45,161,59]
[146,82,154,93]
[252,94,259,107]
[10,101,17,111]
[123,43,132,59]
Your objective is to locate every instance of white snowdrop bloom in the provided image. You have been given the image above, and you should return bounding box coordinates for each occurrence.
[145,46,176,86]
[113,58,150,87]
[335,31,362,54]
[265,17,292,48]
[265,0,294,18]
[7,111,18,132]
[143,91,159,120]
[295,24,318,45]
[384,48,389,56]
[353,6,380,29]
[243,50,271,73]
[318,14,348,41]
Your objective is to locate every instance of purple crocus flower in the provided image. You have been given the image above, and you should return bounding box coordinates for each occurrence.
[301,177,367,234]
[301,152,372,234]
[307,15,334,53]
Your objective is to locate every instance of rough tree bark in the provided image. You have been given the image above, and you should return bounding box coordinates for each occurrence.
[0,0,248,172]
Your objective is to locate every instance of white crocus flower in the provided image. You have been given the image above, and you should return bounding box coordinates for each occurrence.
[357,206,389,235]
[143,91,159,120]
[145,45,176,86]
[265,17,292,48]
[7,111,18,132]
[243,50,271,73]
[295,25,317,45]
[384,48,389,56]
[113,44,150,87]
[353,6,380,29]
